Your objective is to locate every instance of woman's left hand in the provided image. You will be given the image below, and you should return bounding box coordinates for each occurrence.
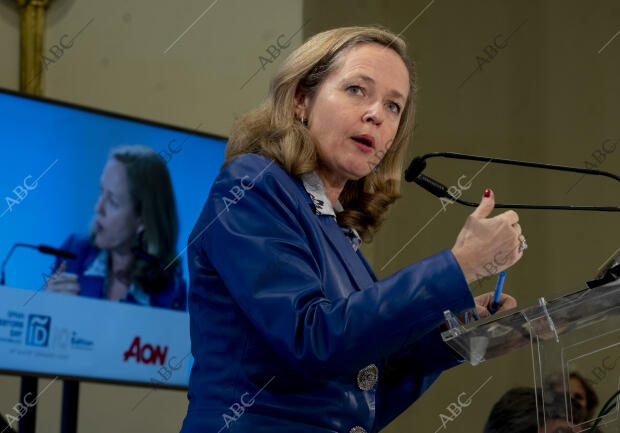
[474,292,518,319]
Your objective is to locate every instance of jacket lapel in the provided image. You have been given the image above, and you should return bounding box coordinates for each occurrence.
[356,249,378,282]
[293,178,376,292]
[316,217,375,291]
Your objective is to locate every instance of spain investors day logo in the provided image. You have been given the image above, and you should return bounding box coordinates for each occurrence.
[25,314,51,347]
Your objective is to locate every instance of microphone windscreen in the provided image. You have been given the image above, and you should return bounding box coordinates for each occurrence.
[38,245,76,259]
[405,156,426,182]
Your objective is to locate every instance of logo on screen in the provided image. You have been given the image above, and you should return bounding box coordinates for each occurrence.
[123,336,168,365]
[25,314,51,347]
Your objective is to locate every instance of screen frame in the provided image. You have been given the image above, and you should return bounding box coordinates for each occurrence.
[0,86,228,147]
[0,86,230,389]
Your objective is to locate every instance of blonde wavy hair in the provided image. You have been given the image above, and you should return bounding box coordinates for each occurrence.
[224,25,418,243]
[89,145,181,294]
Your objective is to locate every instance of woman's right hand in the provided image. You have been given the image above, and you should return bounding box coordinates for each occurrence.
[44,261,80,295]
[451,189,524,284]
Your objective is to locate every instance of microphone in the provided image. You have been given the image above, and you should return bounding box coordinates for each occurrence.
[404,156,427,181]
[36,245,76,259]
[405,152,620,212]
[1,243,76,285]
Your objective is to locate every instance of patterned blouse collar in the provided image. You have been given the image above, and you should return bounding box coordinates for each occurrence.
[83,249,151,306]
[299,171,362,251]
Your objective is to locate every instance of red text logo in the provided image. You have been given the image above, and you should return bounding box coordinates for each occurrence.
[123,336,168,365]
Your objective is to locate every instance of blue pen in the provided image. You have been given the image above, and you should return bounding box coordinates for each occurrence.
[488,271,506,314]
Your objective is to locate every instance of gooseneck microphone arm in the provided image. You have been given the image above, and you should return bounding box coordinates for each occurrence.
[1,243,76,285]
[1,243,30,285]
[405,152,620,212]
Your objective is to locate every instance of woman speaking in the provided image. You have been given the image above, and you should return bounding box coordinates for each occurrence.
[180,26,525,433]
[44,145,186,311]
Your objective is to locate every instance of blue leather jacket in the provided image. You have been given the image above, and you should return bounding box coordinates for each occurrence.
[53,234,187,311]
[180,153,475,433]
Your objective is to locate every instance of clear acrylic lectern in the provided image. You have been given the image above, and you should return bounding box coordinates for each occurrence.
[442,254,620,432]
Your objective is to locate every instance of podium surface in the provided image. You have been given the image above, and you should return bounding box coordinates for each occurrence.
[443,277,620,432]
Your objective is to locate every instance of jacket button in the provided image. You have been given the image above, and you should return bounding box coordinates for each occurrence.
[349,427,367,433]
[356,363,378,391]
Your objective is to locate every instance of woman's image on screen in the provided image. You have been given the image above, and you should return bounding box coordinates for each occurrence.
[44,144,187,311]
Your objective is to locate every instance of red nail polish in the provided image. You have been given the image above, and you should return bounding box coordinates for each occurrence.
[484,188,491,198]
